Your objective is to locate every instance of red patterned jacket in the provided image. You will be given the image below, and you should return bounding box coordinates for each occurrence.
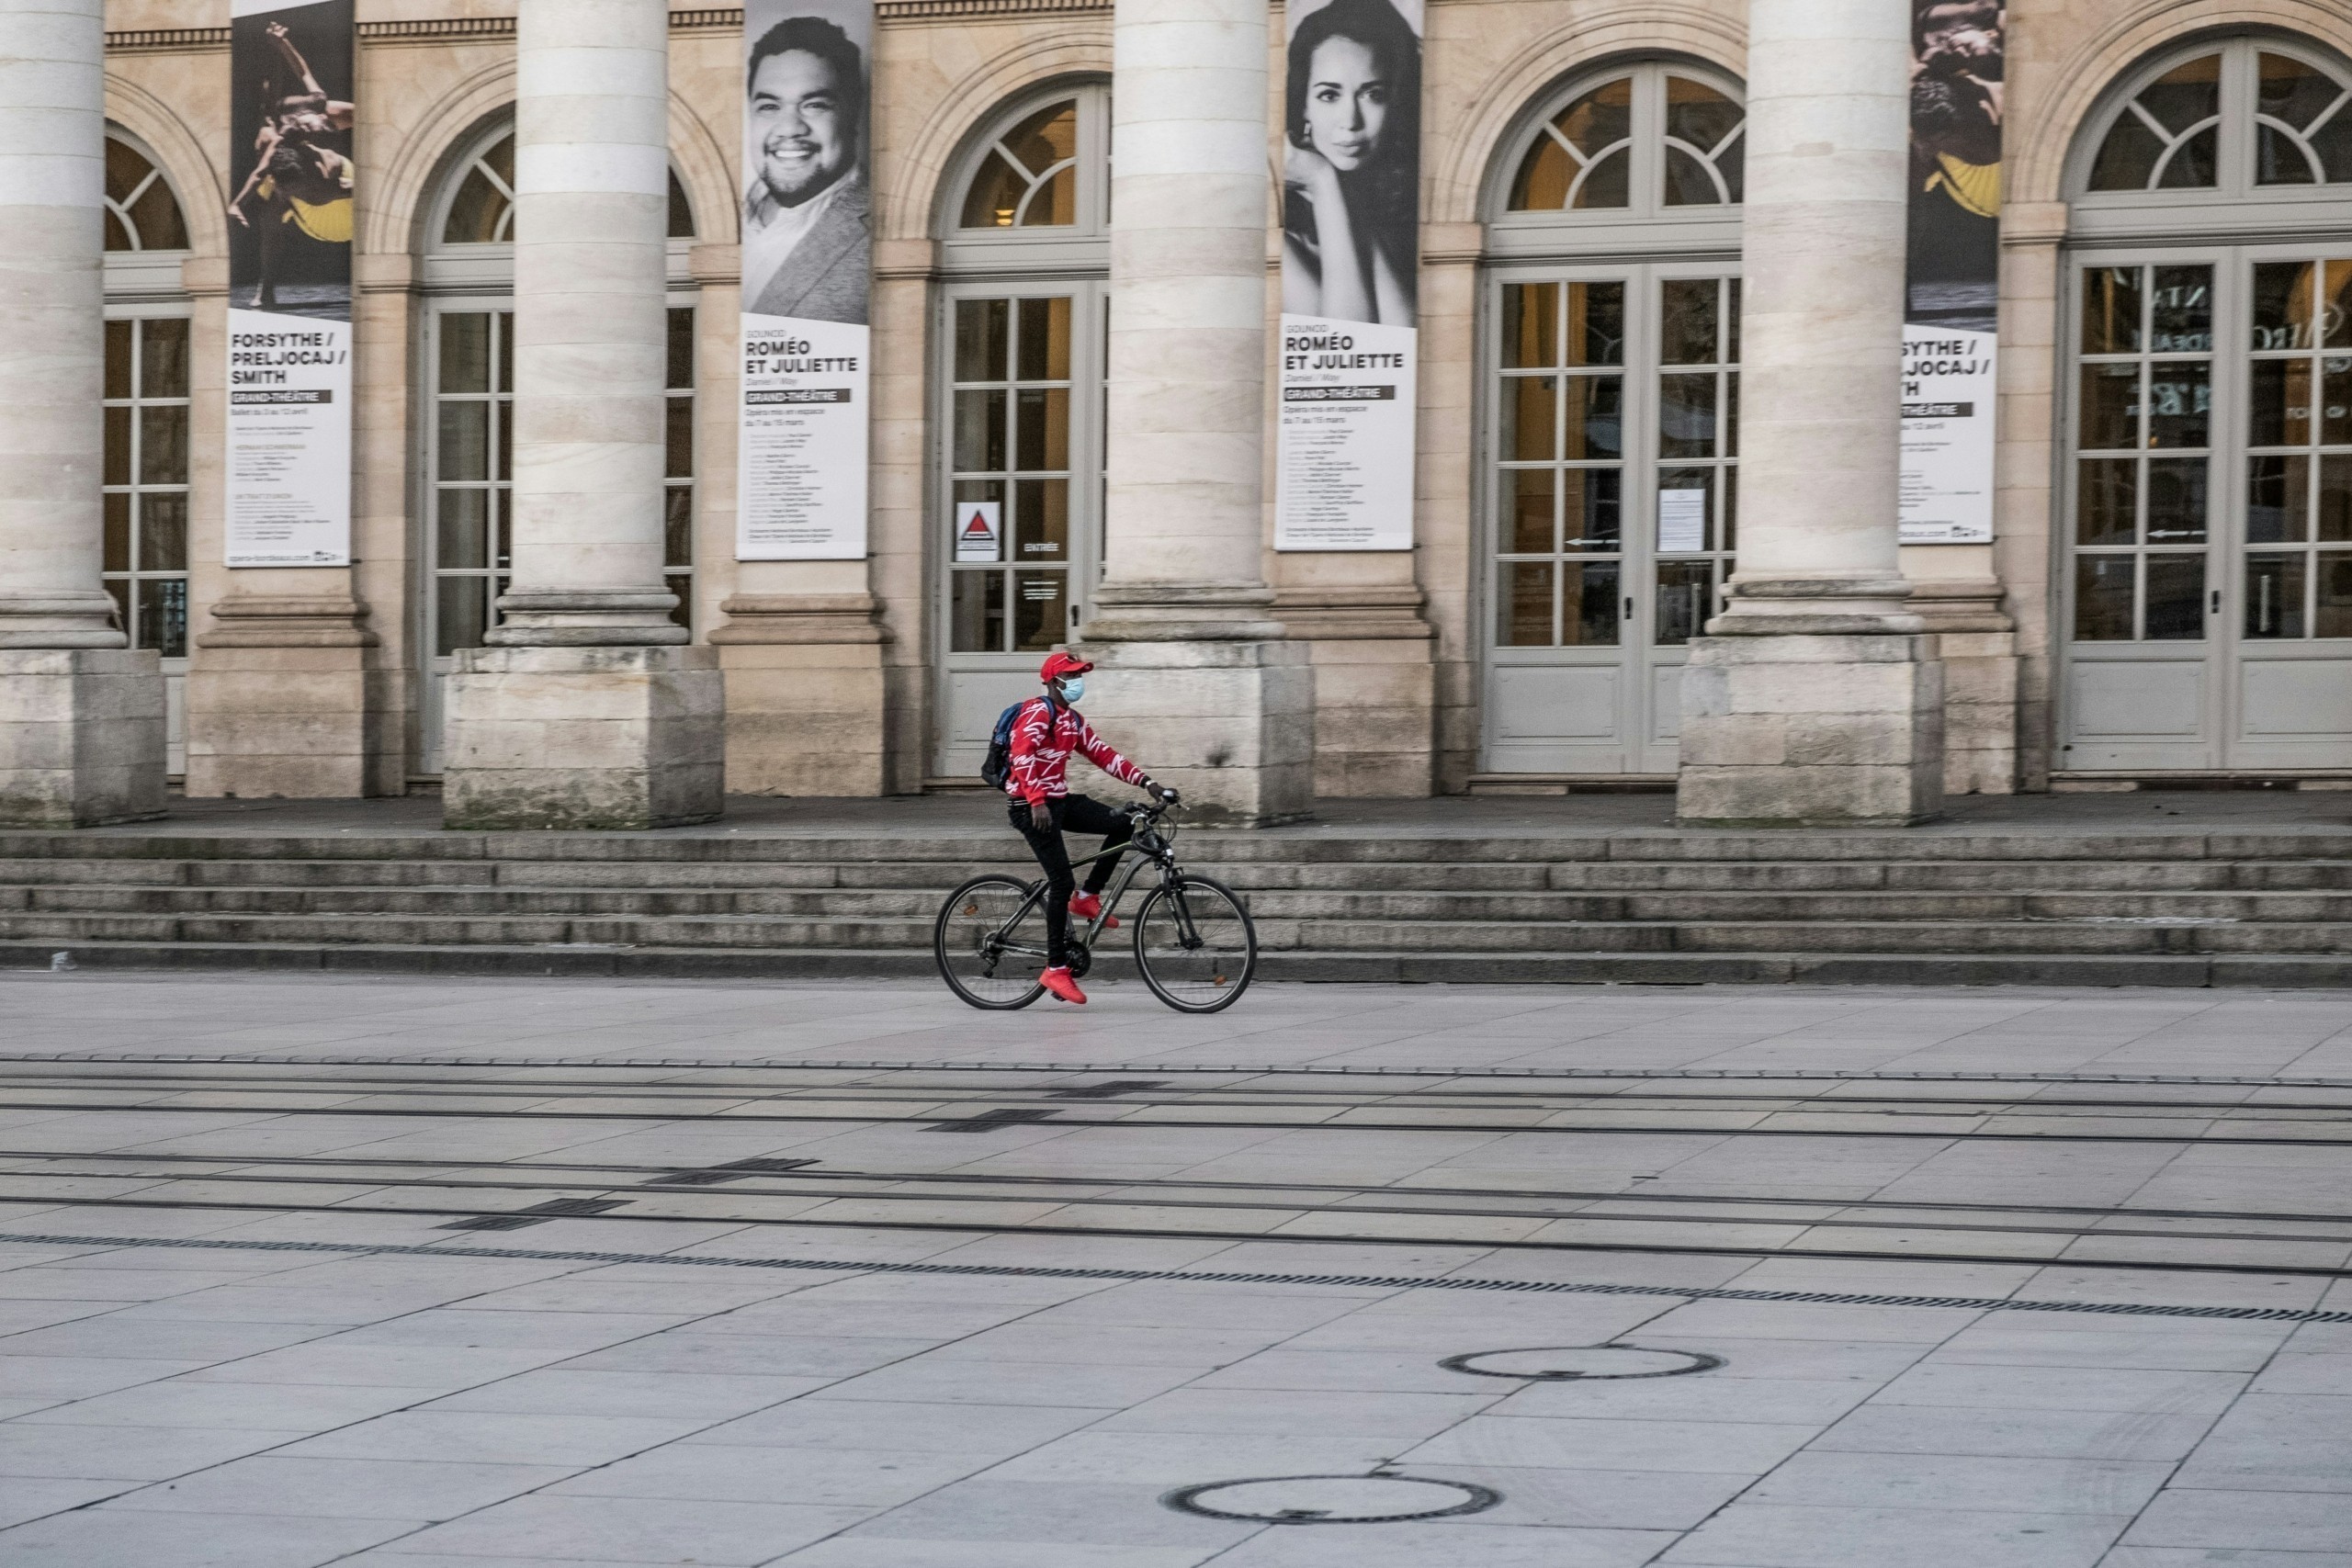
[1004,696,1148,809]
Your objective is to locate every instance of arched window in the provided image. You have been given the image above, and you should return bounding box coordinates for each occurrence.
[100,133,191,773]
[437,130,696,246]
[931,84,1111,778]
[1502,63,1745,217]
[414,118,700,774]
[2083,37,2352,197]
[1478,62,1744,778]
[2060,35,2352,777]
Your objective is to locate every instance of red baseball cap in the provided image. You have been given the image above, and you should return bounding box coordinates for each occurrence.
[1040,651,1093,682]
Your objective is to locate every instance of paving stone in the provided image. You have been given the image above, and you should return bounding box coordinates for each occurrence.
[0,1506,420,1568]
[109,1456,575,1520]
[1662,1503,2131,1567]
[1745,1451,2173,1515]
[381,1495,868,1565]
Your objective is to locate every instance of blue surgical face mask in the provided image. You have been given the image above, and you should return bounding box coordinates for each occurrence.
[1058,677,1085,704]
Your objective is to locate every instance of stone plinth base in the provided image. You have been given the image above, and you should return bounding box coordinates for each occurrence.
[711,594,888,797]
[1274,587,1434,798]
[1075,638,1315,827]
[187,597,390,799]
[1677,633,1944,828]
[0,649,166,827]
[442,646,723,829]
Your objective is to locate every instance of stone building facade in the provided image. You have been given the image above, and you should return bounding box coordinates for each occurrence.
[37,0,2352,818]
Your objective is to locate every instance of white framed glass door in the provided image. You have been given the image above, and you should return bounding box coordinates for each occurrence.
[1481,263,1739,773]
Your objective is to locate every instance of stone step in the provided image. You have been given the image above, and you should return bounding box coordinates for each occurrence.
[5,909,2350,956]
[7,939,2352,988]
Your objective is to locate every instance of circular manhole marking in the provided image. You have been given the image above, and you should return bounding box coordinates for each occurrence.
[1161,1473,1500,1525]
[1439,1344,1724,1381]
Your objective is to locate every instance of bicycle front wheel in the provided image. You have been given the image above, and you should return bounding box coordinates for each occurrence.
[1132,874,1257,1013]
[935,874,1048,1010]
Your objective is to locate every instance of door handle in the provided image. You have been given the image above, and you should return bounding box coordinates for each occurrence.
[2211,590,2221,614]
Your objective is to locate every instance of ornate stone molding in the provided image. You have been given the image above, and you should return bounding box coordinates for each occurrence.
[1906,579,2016,636]
[1272,586,1435,641]
[711,593,893,646]
[106,12,747,54]
[197,597,379,650]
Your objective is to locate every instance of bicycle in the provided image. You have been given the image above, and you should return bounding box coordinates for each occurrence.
[933,799,1258,1013]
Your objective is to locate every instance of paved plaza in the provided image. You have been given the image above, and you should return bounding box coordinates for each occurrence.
[0,974,2349,1565]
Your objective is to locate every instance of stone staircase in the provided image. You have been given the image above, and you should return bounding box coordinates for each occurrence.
[6,821,2352,985]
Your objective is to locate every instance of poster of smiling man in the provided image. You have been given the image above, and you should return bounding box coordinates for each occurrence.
[737,0,874,561]
[224,0,356,567]
[1274,0,1422,552]
[1899,0,2005,544]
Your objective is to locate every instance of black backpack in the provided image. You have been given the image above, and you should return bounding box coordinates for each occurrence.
[978,699,1034,789]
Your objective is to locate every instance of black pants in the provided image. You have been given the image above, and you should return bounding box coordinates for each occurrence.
[1012,794,1132,967]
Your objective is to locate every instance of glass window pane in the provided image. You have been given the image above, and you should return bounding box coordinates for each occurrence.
[2081,267,2144,355]
[2246,553,2306,638]
[1020,166,1075,227]
[2253,263,2317,351]
[1661,279,1720,365]
[2323,456,2352,541]
[2144,457,2207,543]
[438,401,490,481]
[2326,357,2352,446]
[954,299,1009,382]
[950,570,1006,652]
[1013,478,1069,562]
[2250,358,2311,448]
[2318,551,2352,638]
[1501,376,1555,461]
[1002,101,1078,184]
[1721,467,1737,551]
[105,321,132,400]
[665,396,694,479]
[1551,79,1633,166]
[103,405,130,487]
[2248,455,2307,543]
[666,572,693,632]
[1013,388,1069,471]
[1498,468,1554,554]
[1012,570,1067,651]
[2150,265,2212,352]
[443,164,511,244]
[496,400,512,483]
[2158,125,2219,189]
[2143,55,2222,135]
[2146,360,2211,449]
[137,406,187,487]
[1574,147,1631,210]
[1662,147,1722,207]
[1725,278,1742,363]
[664,486,693,570]
[138,577,187,660]
[102,580,130,641]
[2088,115,2165,192]
[1657,372,1717,457]
[1017,297,1071,381]
[1566,282,1624,367]
[954,389,1007,472]
[436,576,491,657]
[1564,468,1622,551]
[666,308,694,391]
[1666,76,1741,152]
[2079,363,2140,449]
[668,172,695,240]
[2077,458,2137,546]
[1508,139,1571,211]
[497,312,514,392]
[1498,560,1555,647]
[440,313,492,394]
[1563,375,1622,459]
[2258,123,2318,186]
[1501,284,1556,368]
[2259,52,2340,131]
[2074,556,2135,640]
[1565,559,1622,647]
[2318,111,2352,186]
[138,493,187,572]
[437,491,491,570]
[961,152,1028,229]
[141,319,188,399]
[2144,554,2206,639]
[1655,560,1713,646]
[103,492,130,574]
[2329,263,2352,351]
[1725,371,1740,457]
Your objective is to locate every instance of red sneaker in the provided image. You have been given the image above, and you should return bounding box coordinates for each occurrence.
[1068,892,1119,929]
[1040,966,1088,1005]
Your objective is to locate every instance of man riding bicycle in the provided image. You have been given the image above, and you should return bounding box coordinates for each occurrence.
[1003,652,1179,1006]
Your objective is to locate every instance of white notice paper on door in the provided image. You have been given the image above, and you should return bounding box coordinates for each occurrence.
[1657,490,1707,554]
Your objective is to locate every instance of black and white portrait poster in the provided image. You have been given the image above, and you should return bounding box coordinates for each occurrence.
[224,0,355,567]
[1899,0,2004,545]
[1274,0,1421,552]
[737,0,873,560]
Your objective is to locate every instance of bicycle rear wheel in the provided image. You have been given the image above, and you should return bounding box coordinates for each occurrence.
[1132,874,1257,1013]
[935,874,1048,1010]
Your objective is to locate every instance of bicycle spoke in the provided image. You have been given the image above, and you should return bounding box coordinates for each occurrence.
[1135,875,1256,1013]
[935,876,1049,1010]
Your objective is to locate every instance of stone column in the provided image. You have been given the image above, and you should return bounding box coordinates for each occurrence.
[1676,0,1942,827]
[442,0,722,829]
[0,0,164,827]
[1077,0,1312,826]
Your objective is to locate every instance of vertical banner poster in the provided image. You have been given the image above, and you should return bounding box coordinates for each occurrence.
[737,0,874,560]
[1273,0,1421,551]
[224,0,356,567]
[1899,0,2005,545]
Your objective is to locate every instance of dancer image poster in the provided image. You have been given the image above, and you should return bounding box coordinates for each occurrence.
[1899,0,2004,544]
[225,0,356,567]
[1274,0,1421,551]
[737,0,874,560]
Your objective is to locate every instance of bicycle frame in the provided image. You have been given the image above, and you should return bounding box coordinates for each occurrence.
[984,806,1190,964]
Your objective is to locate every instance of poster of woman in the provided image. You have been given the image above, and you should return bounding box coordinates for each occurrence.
[1274,0,1422,552]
